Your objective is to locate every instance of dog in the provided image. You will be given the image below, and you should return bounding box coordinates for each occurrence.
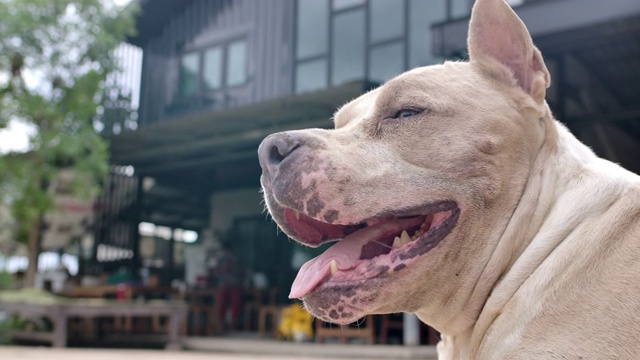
[258,0,640,358]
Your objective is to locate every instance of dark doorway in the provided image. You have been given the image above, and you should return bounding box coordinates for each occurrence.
[230,216,296,304]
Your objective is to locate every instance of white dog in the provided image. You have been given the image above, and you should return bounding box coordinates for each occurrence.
[258,0,640,358]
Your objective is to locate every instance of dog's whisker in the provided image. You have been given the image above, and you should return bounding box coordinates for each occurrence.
[372,240,394,249]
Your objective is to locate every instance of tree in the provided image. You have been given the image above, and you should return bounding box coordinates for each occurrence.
[0,0,137,286]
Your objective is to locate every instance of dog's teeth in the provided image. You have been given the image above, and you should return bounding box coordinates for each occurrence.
[330,259,338,275]
[392,236,403,248]
[401,230,411,244]
[294,211,301,220]
[392,231,412,249]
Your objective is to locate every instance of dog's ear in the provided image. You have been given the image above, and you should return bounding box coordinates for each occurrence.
[468,0,550,103]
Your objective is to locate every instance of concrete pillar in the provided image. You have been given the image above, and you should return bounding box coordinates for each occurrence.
[403,313,420,346]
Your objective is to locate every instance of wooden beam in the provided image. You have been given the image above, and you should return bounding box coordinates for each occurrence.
[108,81,368,152]
[119,117,332,168]
[137,149,259,174]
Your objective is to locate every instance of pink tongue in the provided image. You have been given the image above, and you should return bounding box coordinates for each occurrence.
[289,217,424,299]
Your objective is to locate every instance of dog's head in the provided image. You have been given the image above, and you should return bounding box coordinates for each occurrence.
[258,0,552,329]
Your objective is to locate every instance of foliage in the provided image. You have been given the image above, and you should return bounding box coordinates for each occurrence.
[0,271,13,290]
[0,316,23,345]
[0,0,137,279]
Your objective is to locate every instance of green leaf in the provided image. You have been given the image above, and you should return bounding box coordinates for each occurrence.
[0,0,137,254]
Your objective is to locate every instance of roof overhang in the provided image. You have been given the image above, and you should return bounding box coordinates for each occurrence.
[108,81,372,229]
[108,81,372,189]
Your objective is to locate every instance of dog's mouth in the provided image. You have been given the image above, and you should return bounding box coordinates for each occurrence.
[284,201,460,299]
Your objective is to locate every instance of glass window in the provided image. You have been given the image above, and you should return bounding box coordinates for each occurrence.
[297,0,329,59]
[409,0,446,67]
[331,9,365,86]
[227,40,247,86]
[332,0,364,11]
[369,42,404,84]
[179,52,199,96]
[369,0,405,43]
[296,59,328,93]
[203,46,223,91]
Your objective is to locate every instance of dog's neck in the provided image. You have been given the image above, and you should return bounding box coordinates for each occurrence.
[435,111,601,358]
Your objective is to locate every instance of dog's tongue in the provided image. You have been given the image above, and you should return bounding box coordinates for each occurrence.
[289,217,424,299]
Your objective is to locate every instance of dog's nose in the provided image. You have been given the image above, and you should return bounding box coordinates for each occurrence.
[258,133,301,177]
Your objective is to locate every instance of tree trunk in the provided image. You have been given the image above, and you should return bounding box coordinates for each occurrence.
[24,216,41,288]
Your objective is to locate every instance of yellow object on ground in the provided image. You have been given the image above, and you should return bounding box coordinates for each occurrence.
[277,303,313,342]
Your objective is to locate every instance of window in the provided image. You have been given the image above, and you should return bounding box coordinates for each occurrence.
[297,0,329,59]
[179,52,199,96]
[295,0,330,93]
[296,59,328,93]
[294,0,447,93]
[409,0,446,67]
[370,0,405,43]
[203,46,223,90]
[176,38,248,100]
[451,0,471,18]
[369,42,405,83]
[227,40,248,86]
[331,9,365,86]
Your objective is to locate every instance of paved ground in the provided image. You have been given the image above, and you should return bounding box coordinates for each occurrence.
[0,336,439,359]
[0,346,357,360]
[184,336,438,359]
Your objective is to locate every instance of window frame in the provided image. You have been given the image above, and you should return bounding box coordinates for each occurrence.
[175,36,249,101]
[368,0,406,45]
[177,51,201,98]
[293,0,465,93]
[330,7,367,86]
[202,45,224,92]
[368,41,406,84]
[225,38,250,88]
[293,0,408,93]
[296,0,330,61]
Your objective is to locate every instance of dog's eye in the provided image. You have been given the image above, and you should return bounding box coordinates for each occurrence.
[394,109,420,119]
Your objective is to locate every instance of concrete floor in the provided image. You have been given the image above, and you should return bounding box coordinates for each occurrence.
[184,336,438,359]
[0,332,439,360]
[0,346,355,360]
[0,339,439,360]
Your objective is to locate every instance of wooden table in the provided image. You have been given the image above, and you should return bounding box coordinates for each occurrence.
[0,298,187,349]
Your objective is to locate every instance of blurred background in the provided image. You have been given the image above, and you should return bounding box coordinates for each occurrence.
[0,0,638,351]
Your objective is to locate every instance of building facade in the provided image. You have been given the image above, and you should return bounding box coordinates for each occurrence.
[105,0,482,294]
[102,0,640,302]
[132,0,475,127]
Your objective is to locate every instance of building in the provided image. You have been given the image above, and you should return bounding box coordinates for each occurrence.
[100,0,640,306]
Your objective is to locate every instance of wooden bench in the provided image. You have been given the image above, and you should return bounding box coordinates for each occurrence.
[0,299,187,349]
[258,304,283,338]
[184,289,218,336]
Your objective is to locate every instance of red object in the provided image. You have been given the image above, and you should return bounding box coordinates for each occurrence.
[116,284,127,301]
[217,285,243,326]
[196,275,208,288]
